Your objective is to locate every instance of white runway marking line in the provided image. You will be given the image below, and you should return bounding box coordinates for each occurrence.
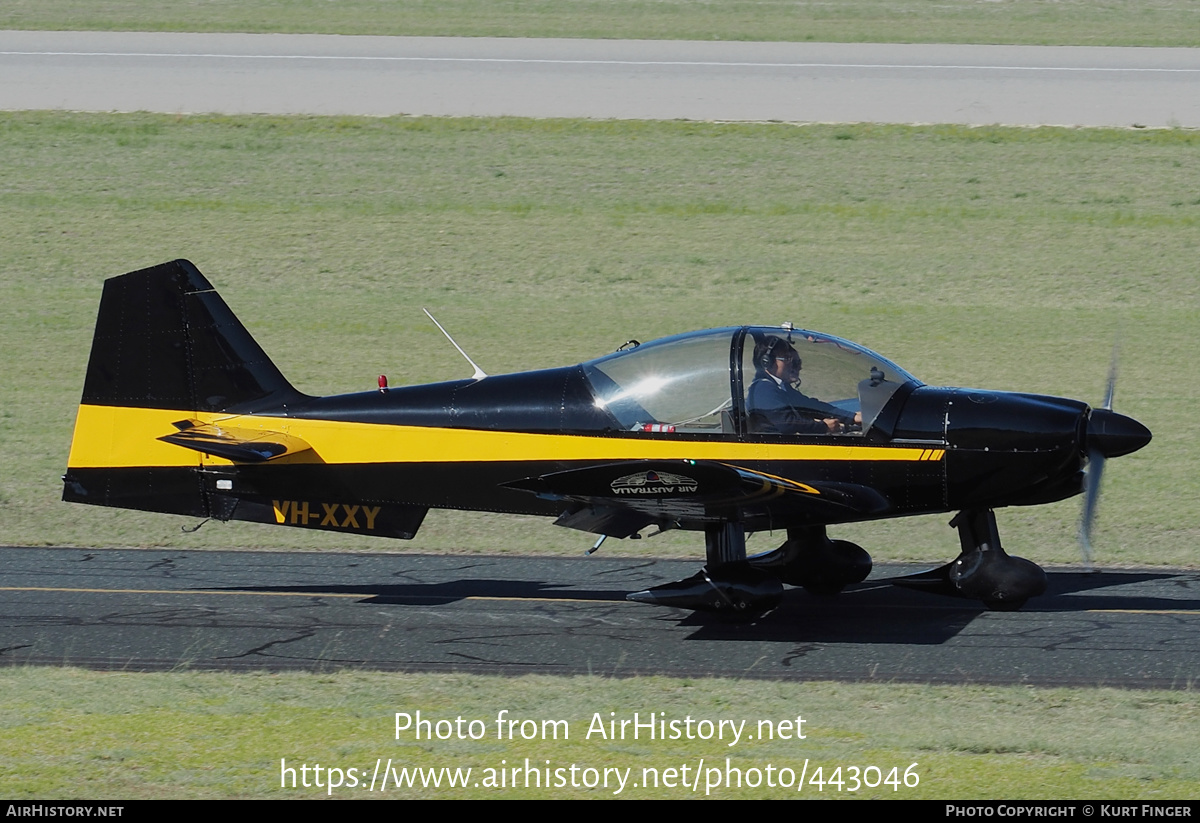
[4,51,1200,73]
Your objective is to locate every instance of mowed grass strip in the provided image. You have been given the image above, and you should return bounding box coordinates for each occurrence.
[1,668,1197,799]
[0,112,1195,566]
[3,0,1200,47]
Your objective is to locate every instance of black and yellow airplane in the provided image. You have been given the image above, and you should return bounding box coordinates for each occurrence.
[63,260,1152,614]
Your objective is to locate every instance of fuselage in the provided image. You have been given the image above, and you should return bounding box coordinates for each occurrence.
[199,360,1109,534]
[64,266,1149,544]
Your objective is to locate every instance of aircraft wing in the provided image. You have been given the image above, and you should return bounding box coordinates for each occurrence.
[502,460,889,537]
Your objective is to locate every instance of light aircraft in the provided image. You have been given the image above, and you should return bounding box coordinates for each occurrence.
[63,260,1151,614]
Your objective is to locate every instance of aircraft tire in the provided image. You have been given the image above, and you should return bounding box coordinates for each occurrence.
[799,540,869,596]
[984,597,1027,612]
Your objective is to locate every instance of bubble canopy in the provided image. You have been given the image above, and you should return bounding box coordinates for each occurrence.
[582,326,920,436]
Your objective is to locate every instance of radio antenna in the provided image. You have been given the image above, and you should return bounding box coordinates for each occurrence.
[423,309,488,380]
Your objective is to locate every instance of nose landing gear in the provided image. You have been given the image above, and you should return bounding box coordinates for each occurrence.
[898,508,1046,611]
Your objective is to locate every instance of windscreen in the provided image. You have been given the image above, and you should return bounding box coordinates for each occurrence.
[583,329,737,433]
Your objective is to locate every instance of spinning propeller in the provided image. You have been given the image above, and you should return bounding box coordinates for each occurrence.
[1078,343,1151,569]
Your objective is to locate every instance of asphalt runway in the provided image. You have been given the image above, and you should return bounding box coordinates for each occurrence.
[3,31,1200,126]
[2,547,1197,687]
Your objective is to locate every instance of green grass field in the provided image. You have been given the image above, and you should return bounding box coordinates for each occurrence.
[4,0,1200,46]
[2,669,1198,799]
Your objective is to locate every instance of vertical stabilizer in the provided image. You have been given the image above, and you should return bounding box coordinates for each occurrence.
[80,259,302,413]
[64,260,305,517]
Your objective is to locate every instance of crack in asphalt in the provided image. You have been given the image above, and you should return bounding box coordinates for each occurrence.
[781,645,822,666]
[216,629,319,660]
[146,557,182,575]
[443,651,548,666]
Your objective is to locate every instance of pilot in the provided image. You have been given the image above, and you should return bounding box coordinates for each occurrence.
[747,337,862,435]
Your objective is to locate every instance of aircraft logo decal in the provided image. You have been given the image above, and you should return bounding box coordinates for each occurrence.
[610,470,699,495]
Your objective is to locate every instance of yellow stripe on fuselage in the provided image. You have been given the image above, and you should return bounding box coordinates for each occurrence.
[66,404,944,468]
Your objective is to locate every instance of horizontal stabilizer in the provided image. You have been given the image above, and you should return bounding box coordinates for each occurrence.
[158,421,312,463]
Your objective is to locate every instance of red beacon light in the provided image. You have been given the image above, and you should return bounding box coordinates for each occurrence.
[378,375,389,393]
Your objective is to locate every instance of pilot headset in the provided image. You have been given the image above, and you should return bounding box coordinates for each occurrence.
[758,336,800,371]
[758,338,805,390]
[756,336,782,372]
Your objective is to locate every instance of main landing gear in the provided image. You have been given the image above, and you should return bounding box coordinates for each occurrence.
[897,508,1047,610]
[626,523,872,615]
[625,508,1046,614]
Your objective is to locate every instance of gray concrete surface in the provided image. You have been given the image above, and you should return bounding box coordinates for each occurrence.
[3,31,1199,126]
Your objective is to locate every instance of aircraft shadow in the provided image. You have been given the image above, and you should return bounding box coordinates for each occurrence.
[218,569,1197,647]
[222,580,630,606]
[880,569,1196,611]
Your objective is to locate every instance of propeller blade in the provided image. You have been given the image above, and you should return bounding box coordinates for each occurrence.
[1102,339,1119,411]
[1079,336,1132,570]
[1078,446,1105,570]
[1080,339,1117,570]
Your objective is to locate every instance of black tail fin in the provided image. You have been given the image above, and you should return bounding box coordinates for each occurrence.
[64,260,304,517]
[81,259,303,413]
